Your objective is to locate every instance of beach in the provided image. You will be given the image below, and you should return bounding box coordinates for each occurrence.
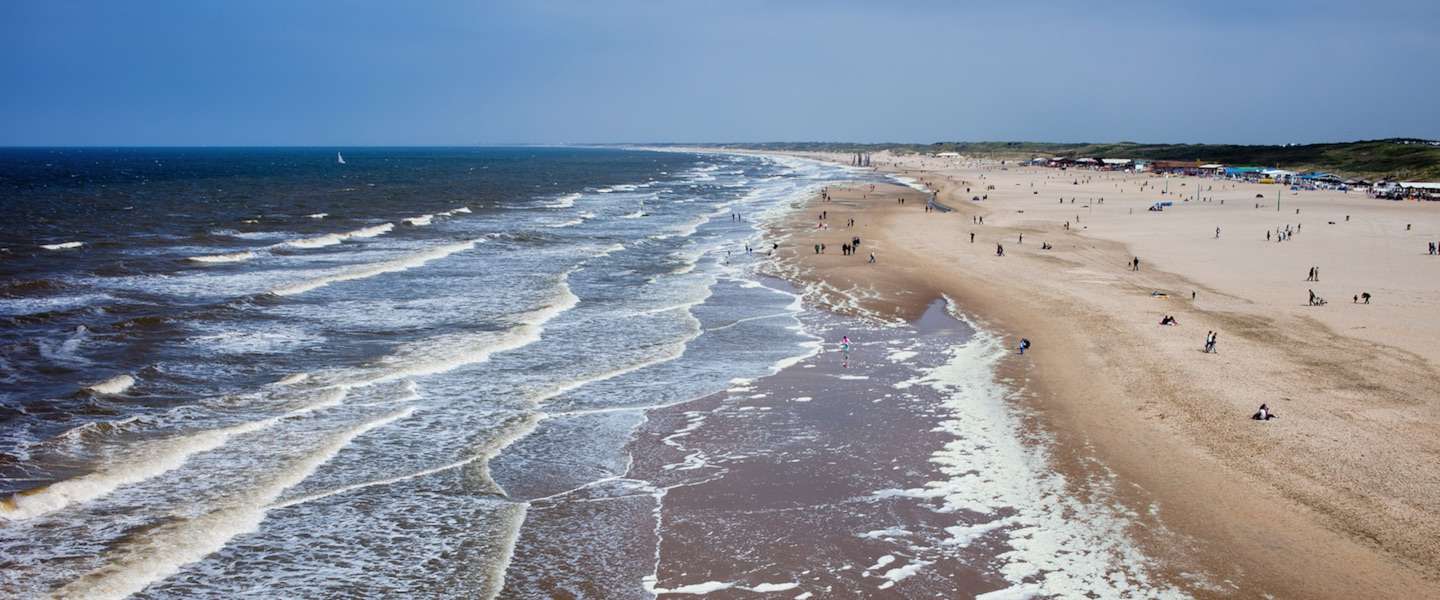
[2,146,1436,598]
[748,152,1440,598]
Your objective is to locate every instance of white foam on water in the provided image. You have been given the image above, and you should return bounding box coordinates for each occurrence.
[40,241,83,250]
[975,584,1041,600]
[347,223,394,238]
[882,303,1186,599]
[37,325,91,366]
[549,193,581,208]
[0,294,115,317]
[187,250,256,264]
[279,223,393,250]
[887,350,918,362]
[306,213,328,219]
[275,373,309,385]
[269,239,480,296]
[549,217,585,228]
[0,388,348,522]
[85,374,135,395]
[858,527,911,539]
[750,582,800,592]
[403,214,434,226]
[281,233,345,249]
[48,406,415,600]
[338,268,579,387]
[880,560,930,583]
[643,580,801,595]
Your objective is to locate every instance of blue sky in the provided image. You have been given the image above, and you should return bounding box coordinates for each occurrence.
[3,0,1438,145]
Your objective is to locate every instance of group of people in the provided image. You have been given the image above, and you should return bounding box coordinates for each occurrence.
[1428,241,1440,255]
[1203,330,1219,353]
[1267,223,1299,242]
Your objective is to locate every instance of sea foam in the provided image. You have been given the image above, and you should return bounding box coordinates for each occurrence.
[270,239,480,296]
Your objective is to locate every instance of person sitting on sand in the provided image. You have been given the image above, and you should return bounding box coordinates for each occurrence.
[1018,338,1031,355]
[1160,315,1178,326]
[1361,292,1371,304]
[1252,403,1277,421]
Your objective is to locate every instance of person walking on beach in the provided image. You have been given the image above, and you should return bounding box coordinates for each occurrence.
[868,252,876,264]
[1215,226,1221,239]
[1131,257,1140,271]
[1018,338,1031,355]
[970,232,975,243]
[840,335,852,368]
[996,244,1005,257]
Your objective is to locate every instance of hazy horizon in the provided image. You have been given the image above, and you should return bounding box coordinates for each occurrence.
[5,0,1439,146]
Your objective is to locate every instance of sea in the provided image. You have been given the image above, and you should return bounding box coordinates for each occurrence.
[0,147,875,597]
[0,147,1185,599]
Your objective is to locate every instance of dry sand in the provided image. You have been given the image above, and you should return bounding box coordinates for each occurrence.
[761,153,1440,598]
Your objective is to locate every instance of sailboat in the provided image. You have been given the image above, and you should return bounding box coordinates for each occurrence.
[639,198,649,217]
[337,152,346,165]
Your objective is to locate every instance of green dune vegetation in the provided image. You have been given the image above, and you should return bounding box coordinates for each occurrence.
[684,139,1440,181]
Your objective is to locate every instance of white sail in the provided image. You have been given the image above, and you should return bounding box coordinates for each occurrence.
[337,152,346,165]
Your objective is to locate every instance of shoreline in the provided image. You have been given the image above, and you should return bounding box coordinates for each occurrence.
[755,153,1440,598]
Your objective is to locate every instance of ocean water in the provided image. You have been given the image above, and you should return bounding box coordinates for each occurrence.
[0,147,883,597]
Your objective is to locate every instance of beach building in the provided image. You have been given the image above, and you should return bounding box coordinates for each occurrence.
[1399,182,1440,200]
[1149,160,1207,175]
[1224,166,1266,181]
[1101,158,1134,170]
[1261,168,1298,183]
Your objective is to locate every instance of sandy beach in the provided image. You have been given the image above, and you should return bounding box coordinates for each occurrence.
[748,152,1440,598]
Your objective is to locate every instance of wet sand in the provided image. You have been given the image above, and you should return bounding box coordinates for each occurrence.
[757,160,1440,598]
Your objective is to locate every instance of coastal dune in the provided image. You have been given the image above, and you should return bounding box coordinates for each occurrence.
[764,155,1440,598]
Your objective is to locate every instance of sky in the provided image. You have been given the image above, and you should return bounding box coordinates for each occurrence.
[3,0,1439,146]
